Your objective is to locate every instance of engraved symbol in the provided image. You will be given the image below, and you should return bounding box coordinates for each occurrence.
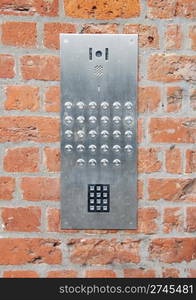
[89,145,97,152]
[89,159,97,166]
[101,159,109,166]
[65,144,73,152]
[77,144,85,152]
[113,159,121,167]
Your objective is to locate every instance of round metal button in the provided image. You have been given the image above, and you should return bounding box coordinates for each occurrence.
[77,130,85,138]
[113,159,121,167]
[113,116,121,124]
[113,145,121,152]
[101,130,109,138]
[113,101,121,109]
[101,102,109,109]
[101,159,109,166]
[64,102,72,109]
[77,144,85,152]
[113,130,121,138]
[89,130,97,138]
[101,116,109,124]
[125,101,133,110]
[76,101,85,109]
[101,144,109,152]
[89,116,97,123]
[76,159,85,166]
[64,116,73,124]
[64,130,73,138]
[89,144,97,152]
[125,130,133,137]
[65,144,73,152]
[77,116,85,123]
[89,159,97,166]
[125,145,133,152]
[89,101,97,109]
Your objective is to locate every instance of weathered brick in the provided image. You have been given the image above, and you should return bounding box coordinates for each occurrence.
[138,86,161,113]
[138,179,143,199]
[1,207,41,232]
[138,148,162,173]
[162,268,180,278]
[138,118,143,143]
[47,208,79,233]
[2,22,36,47]
[3,270,39,278]
[186,150,196,173]
[0,54,15,78]
[20,55,60,81]
[44,23,76,50]
[149,118,196,143]
[165,147,182,174]
[148,178,196,202]
[0,238,61,265]
[47,270,78,278]
[186,207,196,232]
[85,270,116,278]
[0,177,15,200]
[124,269,155,278]
[149,238,196,263]
[166,86,183,112]
[4,147,39,172]
[123,24,159,48]
[44,147,60,172]
[21,177,60,202]
[0,116,59,143]
[5,86,39,112]
[64,0,140,20]
[190,89,196,111]
[163,208,183,233]
[45,86,60,112]
[189,25,196,51]
[125,208,159,235]
[165,24,182,50]
[148,54,196,82]
[68,239,140,264]
[188,269,196,278]
[81,24,118,34]
[0,0,58,16]
[147,0,196,19]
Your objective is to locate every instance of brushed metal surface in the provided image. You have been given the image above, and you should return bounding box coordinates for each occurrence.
[60,34,138,229]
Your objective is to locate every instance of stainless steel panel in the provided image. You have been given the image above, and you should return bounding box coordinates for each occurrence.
[60,34,138,229]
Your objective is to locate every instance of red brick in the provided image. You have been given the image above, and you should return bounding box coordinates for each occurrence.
[64,0,140,20]
[47,208,79,233]
[165,25,182,50]
[0,54,15,78]
[138,86,161,113]
[44,23,76,50]
[148,54,196,82]
[162,268,180,278]
[186,207,196,232]
[44,147,60,172]
[0,0,58,16]
[147,0,196,19]
[21,177,60,202]
[190,89,196,111]
[124,269,155,278]
[189,25,196,51]
[20,55,60,81]
[85,270,116,278]
[149,238,196,263]
[0,177,15,200]
[47,270,78,278]
[2,22,36,47]
[149,118,196,143]
[4,147,39,172]
[3,270,39,278]
[125,207,159,235]
[166,86,183,112]
[138,179,143,199]
[81,24,118,34]
[186,150,196,173]
[188,269,196,278]
[45,86,60,112]
[68,239,140,264]
[138,148,162,173]
[165,147,182,174]
[5,85,39,111]
[2,207,41,232]
[123,24,159,48]
[148,178,196,202]
[163,208,183,233]
[0,238,61,265]
[0,116,59,143]
[138,118,143,143]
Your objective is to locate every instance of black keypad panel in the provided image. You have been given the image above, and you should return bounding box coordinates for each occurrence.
[88,184,110,213]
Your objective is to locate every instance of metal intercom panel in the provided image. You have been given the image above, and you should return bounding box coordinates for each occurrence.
[60,34,138,229]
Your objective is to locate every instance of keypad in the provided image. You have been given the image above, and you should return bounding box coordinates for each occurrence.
[88,184,110,213]
[63,101,134,167]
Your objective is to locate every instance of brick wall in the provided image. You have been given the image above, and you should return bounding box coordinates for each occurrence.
[0,0,195,278]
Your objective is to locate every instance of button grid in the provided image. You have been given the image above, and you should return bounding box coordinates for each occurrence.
[88,184,110,213]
